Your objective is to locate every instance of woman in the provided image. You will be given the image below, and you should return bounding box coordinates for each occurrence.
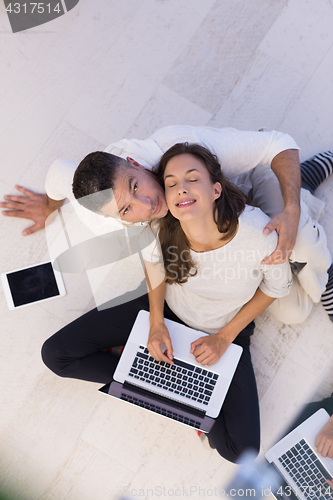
[142,142,293,460]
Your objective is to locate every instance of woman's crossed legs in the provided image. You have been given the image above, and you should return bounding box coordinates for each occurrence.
[42,295,260,462]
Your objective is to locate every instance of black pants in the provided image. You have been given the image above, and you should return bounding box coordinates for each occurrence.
[42,294,260,463]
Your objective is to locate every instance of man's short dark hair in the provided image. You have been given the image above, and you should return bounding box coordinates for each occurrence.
[72,151,125,213]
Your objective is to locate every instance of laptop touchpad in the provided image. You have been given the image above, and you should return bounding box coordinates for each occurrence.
[170,326,202,357]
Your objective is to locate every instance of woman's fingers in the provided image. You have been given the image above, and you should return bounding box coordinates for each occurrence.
[190,337,204,354]
[147,328,174,364]
[150,342,173,364]
[164,336,174,362]
[191,339,216,365]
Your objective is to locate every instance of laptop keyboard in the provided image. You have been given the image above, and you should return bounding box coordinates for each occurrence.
[121,392,202,429]
[278,438,333,500]
[128,345,219,406]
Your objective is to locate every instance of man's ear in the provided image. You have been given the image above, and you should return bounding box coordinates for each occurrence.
[126,156,146,170]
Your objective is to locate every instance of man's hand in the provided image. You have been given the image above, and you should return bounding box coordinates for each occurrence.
[0,185,64,236]
[147,321,174,365]
[190,333,230,366]
[316,416,333,459]
[315,415,333,488]
[262,205,300,265]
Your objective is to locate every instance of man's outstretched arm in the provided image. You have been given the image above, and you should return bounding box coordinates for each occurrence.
[262,149,301,265]
[1,186,65,236]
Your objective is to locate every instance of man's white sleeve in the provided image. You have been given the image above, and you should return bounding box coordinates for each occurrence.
[45,158,78,201]
[259,231,293,298]
[149,125,300,178]
[140,225,163,264]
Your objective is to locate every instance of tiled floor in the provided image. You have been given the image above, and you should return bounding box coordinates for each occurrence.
[0,1,333,499]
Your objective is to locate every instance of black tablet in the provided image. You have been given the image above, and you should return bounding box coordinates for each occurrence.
[1,261,66,309]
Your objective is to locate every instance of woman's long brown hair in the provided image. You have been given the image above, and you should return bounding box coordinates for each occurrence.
[153,143,247,284]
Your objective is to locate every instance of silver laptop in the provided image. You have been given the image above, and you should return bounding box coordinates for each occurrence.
[99,310,242,433]
[265,409,333,500]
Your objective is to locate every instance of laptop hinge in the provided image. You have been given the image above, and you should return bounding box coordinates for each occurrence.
[124,380,207,417]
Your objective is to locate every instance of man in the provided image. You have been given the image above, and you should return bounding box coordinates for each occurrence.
[1,125,332,318]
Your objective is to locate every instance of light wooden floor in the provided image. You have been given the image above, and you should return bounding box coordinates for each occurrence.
[0,1,333,499]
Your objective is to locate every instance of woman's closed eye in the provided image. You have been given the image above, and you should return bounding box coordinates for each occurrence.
[166,179,198,189]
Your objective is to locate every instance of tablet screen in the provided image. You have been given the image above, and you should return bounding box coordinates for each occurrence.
[6,262,60,307]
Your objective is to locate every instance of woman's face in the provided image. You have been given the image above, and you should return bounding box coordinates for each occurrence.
[163,153,221,222]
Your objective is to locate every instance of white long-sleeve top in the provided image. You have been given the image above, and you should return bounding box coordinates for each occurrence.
[143,206,292,334]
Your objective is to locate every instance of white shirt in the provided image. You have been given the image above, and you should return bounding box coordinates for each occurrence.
[158,206,292,334]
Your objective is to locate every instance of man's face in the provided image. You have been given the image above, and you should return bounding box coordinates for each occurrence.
[100,159,168,223]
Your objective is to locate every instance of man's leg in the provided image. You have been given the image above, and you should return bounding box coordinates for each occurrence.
[300,152,333,321]
[247,164,283,218]
[300,151,333,194]
[250,156,332,321]
[321,264,333,319]
[207,322,260,463]
[267,274,313,324]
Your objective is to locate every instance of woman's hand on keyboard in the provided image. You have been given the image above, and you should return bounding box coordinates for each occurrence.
[147,321,174,365]
[315,415,333,462]
[190,333,230,366]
